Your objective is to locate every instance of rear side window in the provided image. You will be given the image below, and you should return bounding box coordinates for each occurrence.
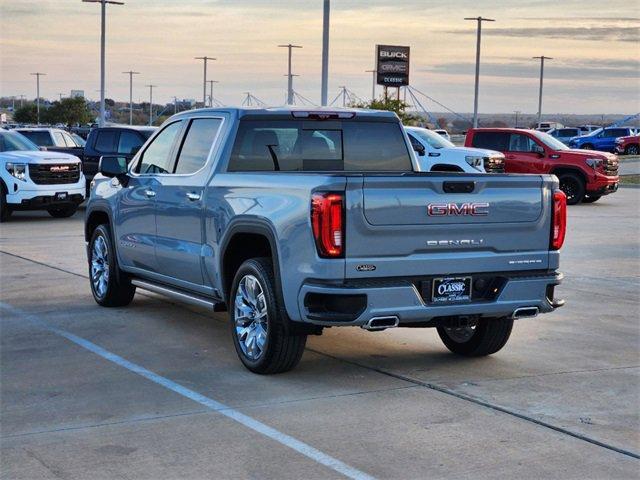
[471,131,509,151]
[53,131,66,147]
[118,131,144,154]
[174,118,223,174]
[228,120,411,172]
[62,132,77,147]
[94,130,118,153]
[605,128,627,138]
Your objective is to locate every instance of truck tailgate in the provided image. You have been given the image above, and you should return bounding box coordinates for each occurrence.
[345,173,556,278]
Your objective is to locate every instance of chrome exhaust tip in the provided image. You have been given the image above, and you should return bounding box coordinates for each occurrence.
[512,307,539,319]
[362,316,400,331]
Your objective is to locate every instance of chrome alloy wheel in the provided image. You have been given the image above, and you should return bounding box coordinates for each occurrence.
[443,323,477,343]
[234,274,268,360]
[91,235,110,298]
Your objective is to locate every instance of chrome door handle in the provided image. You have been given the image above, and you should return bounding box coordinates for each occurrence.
[144,189,156,198]
[186,192,201,201]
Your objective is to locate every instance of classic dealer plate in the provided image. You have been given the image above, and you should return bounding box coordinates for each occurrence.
[432,276,472,303]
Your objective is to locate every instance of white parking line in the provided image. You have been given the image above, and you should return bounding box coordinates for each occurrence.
[0,302,376,480]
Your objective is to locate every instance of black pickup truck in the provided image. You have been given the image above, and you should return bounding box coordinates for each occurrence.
[46,125,156,184]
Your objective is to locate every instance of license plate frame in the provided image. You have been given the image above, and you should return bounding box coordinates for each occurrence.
[431,276,472,303]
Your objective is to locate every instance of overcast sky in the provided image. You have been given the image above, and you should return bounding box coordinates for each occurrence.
[1,0,639,114]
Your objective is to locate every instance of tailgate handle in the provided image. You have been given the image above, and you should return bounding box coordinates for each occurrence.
[443,181,475,194]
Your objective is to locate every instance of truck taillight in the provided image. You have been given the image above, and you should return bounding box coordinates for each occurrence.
[311,192,344,258]
[551,190,567,250]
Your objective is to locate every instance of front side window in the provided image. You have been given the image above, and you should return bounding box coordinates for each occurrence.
[174,118,223,174]
[508,133,538,152]
[118,131,144,155]
[531,131,569,151]
[409,128,453,149]
[228,120,410,172]
[0,132,39,152]
[136,121,183,174]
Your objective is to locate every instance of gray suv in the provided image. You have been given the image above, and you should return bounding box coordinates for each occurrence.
[85,107,566,374]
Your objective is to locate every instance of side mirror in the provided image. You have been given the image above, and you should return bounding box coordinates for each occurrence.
[412,143,426,157]
[99,155,128,177]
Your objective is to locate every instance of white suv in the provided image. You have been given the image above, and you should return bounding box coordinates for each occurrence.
[0,130,85,221]
[405,126,505,173]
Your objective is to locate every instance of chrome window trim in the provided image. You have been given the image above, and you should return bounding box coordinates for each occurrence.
[128,115,226,178]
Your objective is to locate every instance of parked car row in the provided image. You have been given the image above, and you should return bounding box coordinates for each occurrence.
[1,108,627,222]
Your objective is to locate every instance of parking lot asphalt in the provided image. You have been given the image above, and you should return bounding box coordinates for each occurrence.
[1,189,639,479]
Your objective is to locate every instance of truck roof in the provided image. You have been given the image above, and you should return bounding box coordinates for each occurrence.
[172,106,400,121]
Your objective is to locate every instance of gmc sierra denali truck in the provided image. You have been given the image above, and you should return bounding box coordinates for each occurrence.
[85,107,566,374]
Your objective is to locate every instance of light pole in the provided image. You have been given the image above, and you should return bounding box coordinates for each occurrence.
[365,69,376,102]
[122,70,140,125]
[18,95,26,108]
[30,72,46,124]
[173,96,178,114]
[464,16,495,128]
[533,56,552,129]
[320,0,330,106]
[207,80,219,107]
[83,0,124,127]
[514,110,521,128]
[195,56,215,106]
[146,84,157,126]
[278,44,302,105]
[58,93,65,101]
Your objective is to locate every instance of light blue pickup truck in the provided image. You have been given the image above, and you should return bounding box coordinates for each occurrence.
[85,107,566,374]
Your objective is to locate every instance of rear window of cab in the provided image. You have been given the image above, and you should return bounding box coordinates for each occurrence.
[228,120,412,172]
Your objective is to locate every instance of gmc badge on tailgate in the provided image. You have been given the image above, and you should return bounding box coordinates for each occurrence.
[427,202,489,216]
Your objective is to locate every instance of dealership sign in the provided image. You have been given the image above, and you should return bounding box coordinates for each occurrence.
[376,45,410,87]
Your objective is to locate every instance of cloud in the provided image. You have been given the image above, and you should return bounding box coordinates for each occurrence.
[447,26,640,43]
[421,59,640,80]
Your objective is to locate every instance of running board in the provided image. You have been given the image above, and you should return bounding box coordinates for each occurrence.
[131,279,223,310]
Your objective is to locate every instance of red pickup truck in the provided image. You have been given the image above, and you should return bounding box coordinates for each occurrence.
[466,128,619,204]
[615,135,640,156]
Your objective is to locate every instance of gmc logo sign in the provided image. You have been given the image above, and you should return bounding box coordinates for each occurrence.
[427,202,489,216]
[50,165,70,172]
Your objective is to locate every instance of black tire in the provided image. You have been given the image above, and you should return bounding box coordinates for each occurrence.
[437,317,514,357]
[48,205,78,218]
[558,172,585,205]
[581,143,593,150]
[0,183,12,222]
[229,257,306,374]
[582,195,601,203]
[625,144,639,156]
[88,224,136,307]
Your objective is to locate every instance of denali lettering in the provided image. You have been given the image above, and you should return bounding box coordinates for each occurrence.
[427,239,484,247]
[427,202,489,216]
